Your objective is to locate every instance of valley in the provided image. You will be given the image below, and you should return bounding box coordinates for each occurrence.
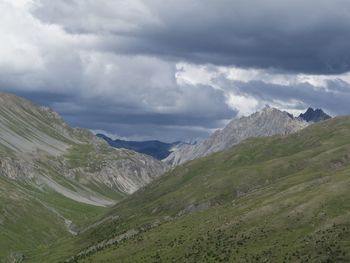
[1,92,349,263]
[2,1,350,262]
[25,115,350,262]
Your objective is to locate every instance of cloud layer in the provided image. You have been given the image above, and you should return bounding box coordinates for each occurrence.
[1,0,350,141]
[35,0,350,74]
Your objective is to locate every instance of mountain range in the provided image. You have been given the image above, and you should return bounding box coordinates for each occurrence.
[1,92,343,263]
[98,107,331,166]
[96,134,181,160]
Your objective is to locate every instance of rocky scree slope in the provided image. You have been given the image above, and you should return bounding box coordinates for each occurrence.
[164,106,309,166]
[0,92,167,196]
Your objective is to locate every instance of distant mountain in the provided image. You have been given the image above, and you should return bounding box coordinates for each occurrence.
[164,106,309,166]
[299,107,331,122]
[96,134,180,160]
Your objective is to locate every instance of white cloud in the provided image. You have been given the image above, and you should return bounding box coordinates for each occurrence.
[175,61,350,89]
[175,63,220,88]
[3,0,34,9]
[225,93,259,117]
[0,0,44,73]
[221,66,350,89]
[0,0,97,92]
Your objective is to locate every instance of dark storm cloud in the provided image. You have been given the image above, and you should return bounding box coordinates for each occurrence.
[2,81,235,141]
[68,114,229,143]
[65,110,232,128]
[35,0,350,74]
[59,92,235,142]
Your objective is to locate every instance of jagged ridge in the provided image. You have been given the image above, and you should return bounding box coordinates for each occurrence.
[299,107,331,122]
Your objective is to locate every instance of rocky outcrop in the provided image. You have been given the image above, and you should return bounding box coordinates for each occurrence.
[164,106,309,166]
[0,158,35,180]
[92,151,167,194]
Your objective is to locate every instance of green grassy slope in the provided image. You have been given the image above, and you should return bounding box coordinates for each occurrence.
[0,176,109,262]
[32,117,350,262]
[0,143,130,262]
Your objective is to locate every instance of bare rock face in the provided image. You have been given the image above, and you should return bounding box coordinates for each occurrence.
[0,92,167,205]
[0,158,35,180]
[164,106,309,166]
[97,154,167,194]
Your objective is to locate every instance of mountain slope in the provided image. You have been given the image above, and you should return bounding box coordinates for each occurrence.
[0,92,167,196]
[96,134,179,160]
[0,92,167,261]
[164,106,308,166]
[0,92,76,156]
[31,117,350,263]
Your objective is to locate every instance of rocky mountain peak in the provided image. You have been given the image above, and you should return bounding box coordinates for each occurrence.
[261,104,274,111]
[164,107,308,166]
[299,107,331,122]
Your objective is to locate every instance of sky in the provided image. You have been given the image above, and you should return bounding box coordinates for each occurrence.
[1,0,350,142]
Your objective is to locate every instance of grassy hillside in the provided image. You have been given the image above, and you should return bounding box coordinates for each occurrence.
[0,176,109,262]
[29,117,350,262]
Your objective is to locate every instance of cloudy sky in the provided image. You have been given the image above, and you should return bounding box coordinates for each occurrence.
[1,0,350,142]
